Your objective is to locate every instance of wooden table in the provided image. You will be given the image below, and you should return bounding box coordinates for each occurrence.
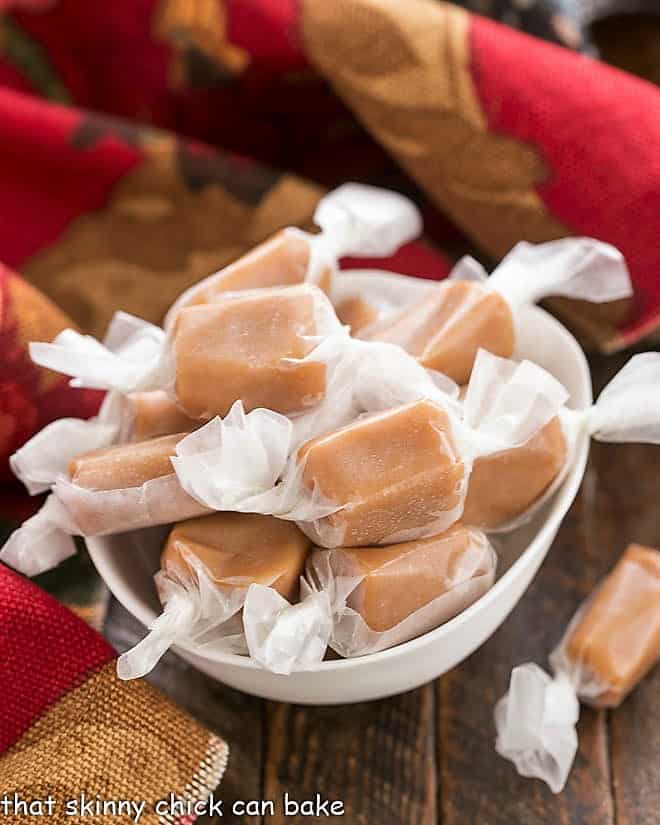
[105,351,660,825]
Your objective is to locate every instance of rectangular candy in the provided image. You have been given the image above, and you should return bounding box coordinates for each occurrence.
[305,524,496,657]
[124,391,199,442]
[297,399,466,547]
[462,417,568,530]
[359,280,514,385]
[322,525,495,632]
[557,543,660,707]
[162,512,311,602]
[171,286,328,419]
[57,432,208,536]
[68,432,185,492]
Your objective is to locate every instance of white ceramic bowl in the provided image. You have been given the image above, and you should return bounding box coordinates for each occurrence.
[87,270,592,705]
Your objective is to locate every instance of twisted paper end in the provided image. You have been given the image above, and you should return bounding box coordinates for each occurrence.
[487,237,632,309]
[243,583,332,675]
[0,495,78,577]
[313,182,422,260]
[587,352,660,444]
[116,599,193,681]
[495,663,580,793]
[29,311,166,393]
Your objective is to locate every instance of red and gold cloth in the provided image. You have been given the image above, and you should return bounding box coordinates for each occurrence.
[0,564,228,823]
[0,1,659,354]
[0,3,656,331]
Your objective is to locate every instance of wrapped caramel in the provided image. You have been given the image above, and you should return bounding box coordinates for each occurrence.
[171,286,330,419]
[243,525,496,668]
[462,352,660,531]
[165,182,422,325]
[1,432,209,577]
[10,390,197,496]
[295,399,466,547]
[117,512,314,679]
[30,284,347,420]
[359,239,633,384]
[309,525,496,656]
[495,544,660,793]
[334,295,379,333]
[2,403,292,577]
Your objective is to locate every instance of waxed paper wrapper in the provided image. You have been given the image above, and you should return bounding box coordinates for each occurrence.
[495,543,660,793]
[305,528,497,657]
[118,553,333,678]
[165,181,423,326]
[117,550,252,680]
[355,237,633,349]
[469,352,660,533]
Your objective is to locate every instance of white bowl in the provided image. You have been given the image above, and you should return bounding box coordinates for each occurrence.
[87,270,592,705]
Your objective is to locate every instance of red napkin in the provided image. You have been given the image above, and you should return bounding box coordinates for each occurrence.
[0,563,228,819]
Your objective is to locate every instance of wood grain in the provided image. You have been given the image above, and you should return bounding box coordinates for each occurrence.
[436,353,623,825]
[437,492,614,825]
[586,352,660,825]
[262,687,436,824]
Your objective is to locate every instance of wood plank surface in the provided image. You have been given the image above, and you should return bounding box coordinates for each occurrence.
[262,686,436,825]
[437,490,614,825]
[587,352,660,825]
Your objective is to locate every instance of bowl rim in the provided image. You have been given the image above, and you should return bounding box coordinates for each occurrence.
[88,275,592,674]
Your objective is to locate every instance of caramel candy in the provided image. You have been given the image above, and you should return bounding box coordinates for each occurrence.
[171,286,327,419]
[298,400,465,547]
[335,296,379,334]
[125,391,198,442]
[562,544,660,707]
[68,432,185,491]
[162,512,311,602]
[360,281,515,384]
[173,229,332,312]
[312,525,494,632]
[462,417,568,529]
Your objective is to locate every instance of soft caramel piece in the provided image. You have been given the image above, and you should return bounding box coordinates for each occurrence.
[172,287,327,419]
[360,281,515,385]
[126,391,198,441]
[177,229,332,310]
[335,296,379,334]
[162,512,311,601]
[298,400,465,547]
[316,525,493,632]
[68,432,185,491]
[563,544,660,707]
[462,417,567,529]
